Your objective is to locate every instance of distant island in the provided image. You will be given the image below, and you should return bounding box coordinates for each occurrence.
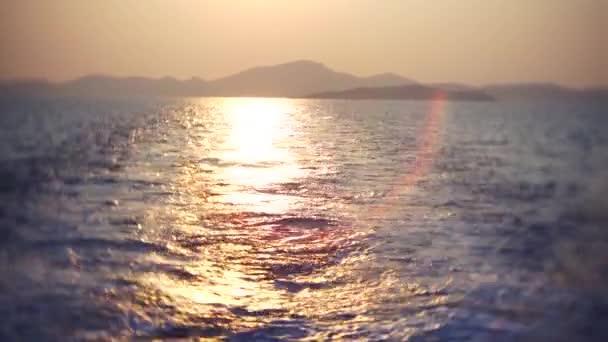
[305,84,494,101]
[1,60,606,101]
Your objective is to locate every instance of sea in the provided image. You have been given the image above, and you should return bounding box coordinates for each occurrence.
[1,96,607,341]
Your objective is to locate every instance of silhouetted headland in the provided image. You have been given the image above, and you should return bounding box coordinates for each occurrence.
[305,84,494,101]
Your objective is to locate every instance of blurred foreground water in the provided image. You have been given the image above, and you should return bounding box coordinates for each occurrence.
[1,96,607,340]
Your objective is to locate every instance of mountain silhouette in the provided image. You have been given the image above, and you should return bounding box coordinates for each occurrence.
[1,60,606,100]
[0,60,415,98]
[0,76,208,97]
[59,75,208,97]
[206,60,415,97]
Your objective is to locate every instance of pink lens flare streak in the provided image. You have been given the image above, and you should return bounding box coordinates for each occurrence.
[367,91,447,220]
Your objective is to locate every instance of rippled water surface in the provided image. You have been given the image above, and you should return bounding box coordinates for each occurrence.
[1,96,607,341]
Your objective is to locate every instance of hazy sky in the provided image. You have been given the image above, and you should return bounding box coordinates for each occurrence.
[1,0,606,86]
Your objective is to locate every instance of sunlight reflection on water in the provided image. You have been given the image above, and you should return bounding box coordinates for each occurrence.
[131,97,386,337]
[120,96,457,340]
[209,98,307,213]
[5,97,604,340]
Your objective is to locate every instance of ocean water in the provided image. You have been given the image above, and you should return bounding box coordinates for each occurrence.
[1,96,607,341]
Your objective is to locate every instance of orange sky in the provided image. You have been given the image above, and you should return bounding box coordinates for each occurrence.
[1,0,606,86]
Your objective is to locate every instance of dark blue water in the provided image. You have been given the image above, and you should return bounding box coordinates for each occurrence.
[1,96,607,341]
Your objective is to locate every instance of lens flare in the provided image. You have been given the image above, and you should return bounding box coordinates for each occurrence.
[367,92,447,220]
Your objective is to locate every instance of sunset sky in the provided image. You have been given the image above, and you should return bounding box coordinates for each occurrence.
[1,0,606,86]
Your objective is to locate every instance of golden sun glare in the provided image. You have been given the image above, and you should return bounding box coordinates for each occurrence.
[207,98,305,213]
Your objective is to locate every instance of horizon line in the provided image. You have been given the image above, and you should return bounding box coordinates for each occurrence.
[1,59,606,90]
